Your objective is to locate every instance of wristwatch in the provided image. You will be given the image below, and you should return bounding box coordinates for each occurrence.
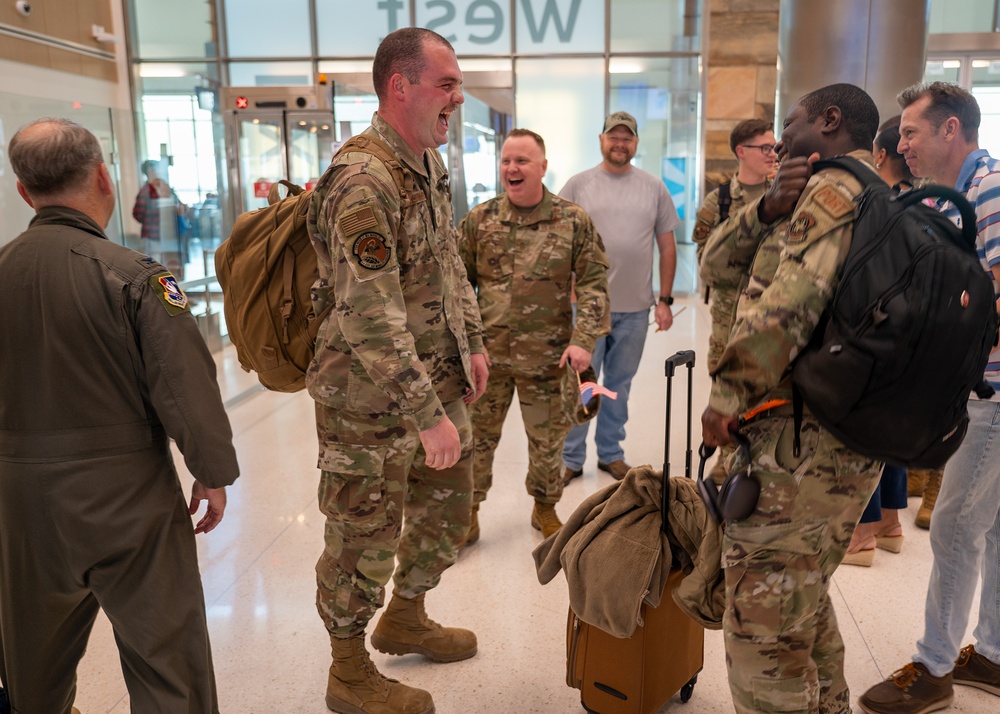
[658,295,674,306]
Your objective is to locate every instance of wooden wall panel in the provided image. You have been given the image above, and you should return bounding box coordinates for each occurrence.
[0,0,117,82]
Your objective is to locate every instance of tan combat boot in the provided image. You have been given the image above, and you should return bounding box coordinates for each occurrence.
[531,500,562,538]
[915,469,944,530]
[326,635,434,714]
[908,468,930,497]
[462,504,479,548]
[371,593,477,663]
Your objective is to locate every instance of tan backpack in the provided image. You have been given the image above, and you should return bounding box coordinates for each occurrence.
[215,133,412,393]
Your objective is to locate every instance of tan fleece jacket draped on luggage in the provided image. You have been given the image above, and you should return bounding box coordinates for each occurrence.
[533,466,725,638]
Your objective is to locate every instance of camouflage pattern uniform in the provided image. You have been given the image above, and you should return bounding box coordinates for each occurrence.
[692,176,771,373]
[693,177,770,481]
[458,188,609,505]
[306,114,485,638]
[708,150,883,714]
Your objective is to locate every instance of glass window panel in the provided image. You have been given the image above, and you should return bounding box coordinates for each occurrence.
[611,0,700,53]
[928,0,995,33]
[136,65,227,289]
[317,0,412,56]
[457,93,499,220]
[416,0,511,55]
[924,59,962,84]
[224,0,312,58]
[516,0,604,54]
[132,0,215,59]
[515,58,604,192]
[0,94,122,249]
[144,120,172,150]
[971,59,1000,159]
[333,83,379,140]
[169,118,199,157]
[228,62,313,87]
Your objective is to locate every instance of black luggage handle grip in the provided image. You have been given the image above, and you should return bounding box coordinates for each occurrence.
[665,349,695,377]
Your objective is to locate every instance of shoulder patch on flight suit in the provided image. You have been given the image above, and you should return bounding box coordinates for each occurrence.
[353,232,391,270]
[149,272,189,315]
[787,212,817,244]
[339,205,378,236]
[813,185,853,219]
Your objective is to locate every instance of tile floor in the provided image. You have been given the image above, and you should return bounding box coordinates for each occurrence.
[71,294,996,713]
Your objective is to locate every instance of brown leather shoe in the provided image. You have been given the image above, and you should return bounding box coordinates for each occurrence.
[563,466,583,486]
[597,460,631,480]
[858,661,953,714]
[954,643,1000,695]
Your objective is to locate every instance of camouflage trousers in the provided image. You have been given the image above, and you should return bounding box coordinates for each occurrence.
[707,283,738,374]
[469,363,570,506]
[314,399,473,638]
[707,287,740,482]
[721,414,881,714]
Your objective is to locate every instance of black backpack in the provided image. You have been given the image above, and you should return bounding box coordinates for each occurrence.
[791,156,998,469]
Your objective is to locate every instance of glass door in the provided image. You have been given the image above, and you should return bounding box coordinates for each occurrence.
[233,112,286,214]
[285,112,338,190]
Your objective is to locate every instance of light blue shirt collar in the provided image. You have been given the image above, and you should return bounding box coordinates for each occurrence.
[955,149,991,192]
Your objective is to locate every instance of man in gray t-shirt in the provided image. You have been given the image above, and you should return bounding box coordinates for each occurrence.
[561,111,680,483]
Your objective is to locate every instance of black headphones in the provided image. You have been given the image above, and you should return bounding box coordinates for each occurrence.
[697,433,759,523]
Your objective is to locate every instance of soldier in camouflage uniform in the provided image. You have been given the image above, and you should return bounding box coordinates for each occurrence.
[457,129,609,542]
[701,84,884,714]
[693,119,776,485]
[305,28,489,714]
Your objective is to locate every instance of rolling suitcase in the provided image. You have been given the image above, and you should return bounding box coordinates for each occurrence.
[565,350,705,713]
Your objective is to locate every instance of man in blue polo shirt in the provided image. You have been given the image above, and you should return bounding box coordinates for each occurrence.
[860,81,1000,714]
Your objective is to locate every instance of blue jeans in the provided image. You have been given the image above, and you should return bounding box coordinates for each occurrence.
[915,399,1000,675]
[859,464,908,523]
[563,309,649,469]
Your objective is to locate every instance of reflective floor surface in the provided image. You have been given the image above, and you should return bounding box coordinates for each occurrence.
[73,294,995,713]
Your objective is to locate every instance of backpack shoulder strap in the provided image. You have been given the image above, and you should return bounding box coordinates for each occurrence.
[815,155,978,251]
[717,181,732,222]
[811,155,879,189]
[897,185,978,250]
[338,134,419,207]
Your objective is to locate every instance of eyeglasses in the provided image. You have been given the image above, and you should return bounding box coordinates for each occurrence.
[741,144,776,155]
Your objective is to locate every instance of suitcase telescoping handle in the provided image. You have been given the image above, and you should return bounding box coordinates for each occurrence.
[663,350,696,532]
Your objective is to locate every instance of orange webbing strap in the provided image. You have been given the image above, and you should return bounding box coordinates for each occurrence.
[740,399,792,425]
[739,397,800,456]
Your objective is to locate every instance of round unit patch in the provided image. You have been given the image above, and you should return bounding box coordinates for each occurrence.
[787,212,817,243]
[353,232,391,270]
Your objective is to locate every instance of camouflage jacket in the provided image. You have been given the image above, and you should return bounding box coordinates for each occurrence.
[691,175,770,266]
[708,150,876,417]
[458,188,610,370]
[306,114,484,431]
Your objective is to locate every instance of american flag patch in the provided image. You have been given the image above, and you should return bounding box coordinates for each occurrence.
[340,206,377,235]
